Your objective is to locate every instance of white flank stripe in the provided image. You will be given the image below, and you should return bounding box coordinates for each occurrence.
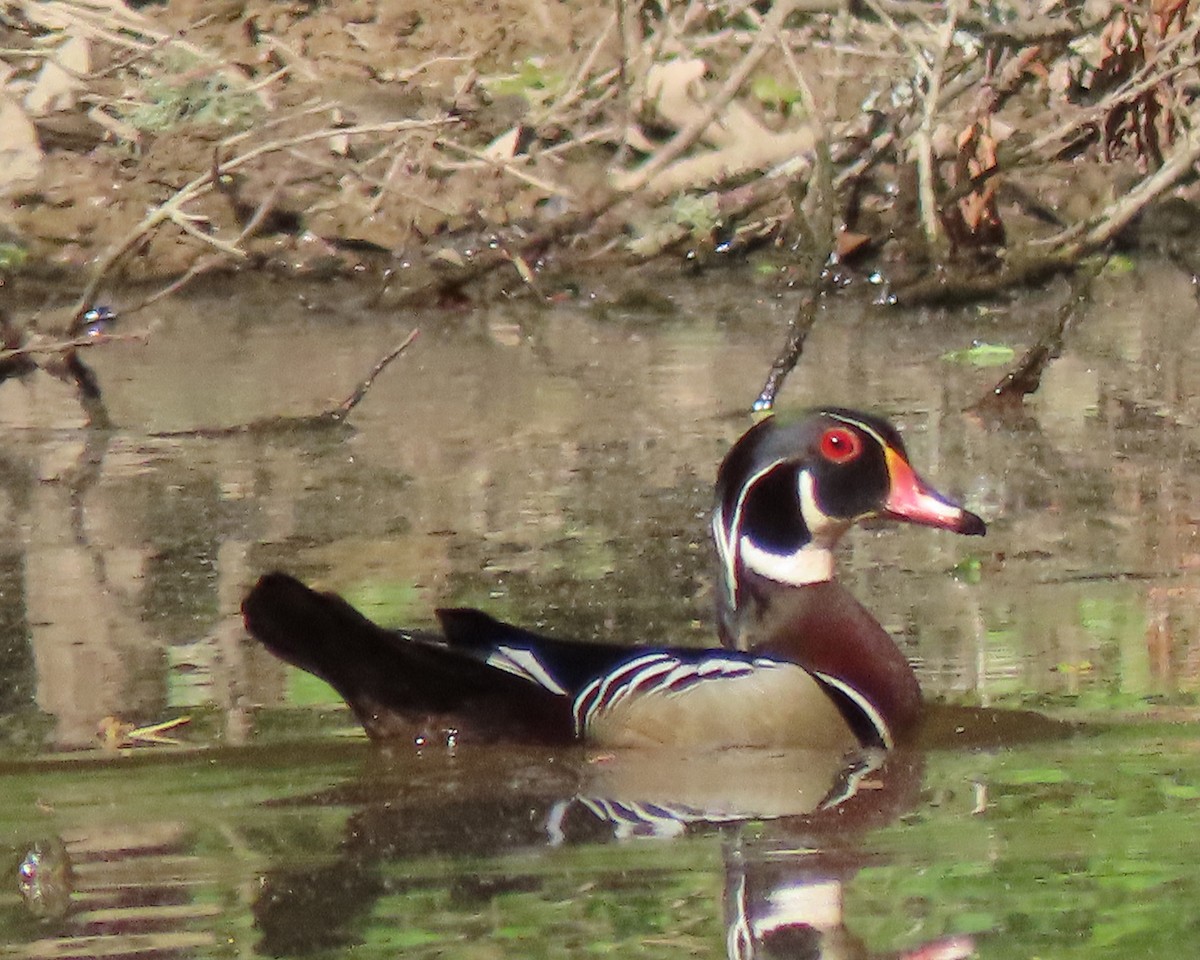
[812,671,892,749]
[573,653,671,730]
[595,654,677,711]
[573,653,786,735]
[759,880,844,933]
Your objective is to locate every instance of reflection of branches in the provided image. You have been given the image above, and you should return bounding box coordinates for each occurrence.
[153,328,420,438]
[0,327,151,429]
[972,261,1102,411]
[66,428,122,598]
[0,329,150,365]
[753,291,823,413]
[329,329,421,422]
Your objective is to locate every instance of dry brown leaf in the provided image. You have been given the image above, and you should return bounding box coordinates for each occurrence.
[25,34,90,116]
[644,57,772,148]
[1152,0,1189,34]
[943,118,1005,255]
[484,126,522,160]
[0,96,44,194]
[835,229,872,261]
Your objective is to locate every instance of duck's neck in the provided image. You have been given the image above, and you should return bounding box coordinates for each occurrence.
[737,538,835,587]
[741,579,924,745]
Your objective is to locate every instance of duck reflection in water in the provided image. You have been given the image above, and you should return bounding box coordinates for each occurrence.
[250,746,973,959]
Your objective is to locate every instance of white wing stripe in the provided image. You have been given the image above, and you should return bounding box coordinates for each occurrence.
[485,646,569,696]
[590,653,676,710]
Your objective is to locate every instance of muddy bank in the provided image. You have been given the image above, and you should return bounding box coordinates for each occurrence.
[0,0,1198,314]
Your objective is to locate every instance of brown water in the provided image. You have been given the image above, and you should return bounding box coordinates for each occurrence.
[1,263,1199,958]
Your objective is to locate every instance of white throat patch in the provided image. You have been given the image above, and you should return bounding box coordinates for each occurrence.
[735,472,848,586]
[738,537,834,585]
[797,469,850,545]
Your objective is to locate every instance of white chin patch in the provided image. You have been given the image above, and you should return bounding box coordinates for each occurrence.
[738,538,833,586]
[798,469,840,537]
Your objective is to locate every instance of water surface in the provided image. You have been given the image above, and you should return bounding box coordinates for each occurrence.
[1,263,1198,958]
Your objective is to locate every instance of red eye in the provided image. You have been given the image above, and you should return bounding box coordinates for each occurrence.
[820,427,862,464]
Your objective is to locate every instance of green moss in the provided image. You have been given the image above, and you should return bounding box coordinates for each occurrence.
[120,50,260,134]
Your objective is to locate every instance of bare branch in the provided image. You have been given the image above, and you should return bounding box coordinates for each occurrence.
[0,330,151,365]
[70,115,459,326]
[915,0,964,245]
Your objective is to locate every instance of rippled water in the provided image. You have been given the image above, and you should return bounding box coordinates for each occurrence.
[1,264,1199,958]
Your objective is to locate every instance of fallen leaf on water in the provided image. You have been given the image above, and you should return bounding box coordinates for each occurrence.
[98,715,191,750]
[940,342,1016,367]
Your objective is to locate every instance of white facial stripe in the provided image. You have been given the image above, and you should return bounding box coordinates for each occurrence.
[824,410,890,451]
[716,456,792,609]
[738,537,833,585]
[719,413,891,606]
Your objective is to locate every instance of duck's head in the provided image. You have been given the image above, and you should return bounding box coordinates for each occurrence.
[713,407,985,616]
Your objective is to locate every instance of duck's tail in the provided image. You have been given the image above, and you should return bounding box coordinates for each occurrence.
[242,572,574,743]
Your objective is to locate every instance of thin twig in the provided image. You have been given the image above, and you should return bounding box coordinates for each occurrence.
[536,13,617,126]
[169,209,248,259]
[390,54,476,83]
[753,292,824,412]
[861,0,929,75]
[71,114,458,323]
[435,141,573,198]
[122,255,226,318]
[233,181,285,243]
[501,245,547,300]
[152,328,421,438]
[1039,126,1200,254]
[973,261,1102,410]
[0,330,151,364]
[778,34,835,250]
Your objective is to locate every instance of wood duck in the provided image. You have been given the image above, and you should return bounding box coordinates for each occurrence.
[243,407,985,751]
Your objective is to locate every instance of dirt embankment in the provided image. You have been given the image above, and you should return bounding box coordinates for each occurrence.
[0,0,1199,314]
[0,0,613,282]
